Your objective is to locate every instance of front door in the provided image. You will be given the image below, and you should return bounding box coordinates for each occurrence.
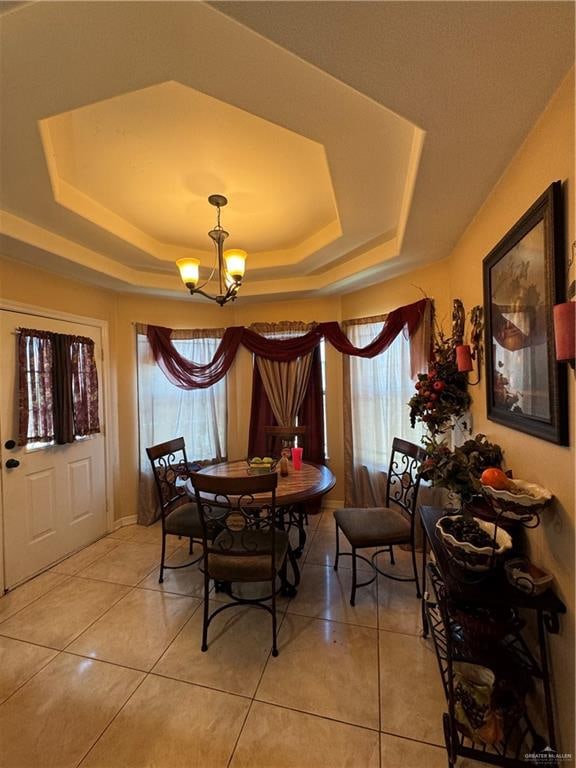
[0,309,108,588]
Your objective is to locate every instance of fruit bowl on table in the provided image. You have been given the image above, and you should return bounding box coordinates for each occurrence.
[246,457,277,475]
[436,515,513,572]
[481,480,552,523]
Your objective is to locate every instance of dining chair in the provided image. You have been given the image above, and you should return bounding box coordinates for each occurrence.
[263,425,307,457]
[263,425,309,555]
[189,470,289,657]
[333,437,426,606]
[146,437,204,583]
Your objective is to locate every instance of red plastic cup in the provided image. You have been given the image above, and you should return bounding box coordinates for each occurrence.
[291,446,303,470]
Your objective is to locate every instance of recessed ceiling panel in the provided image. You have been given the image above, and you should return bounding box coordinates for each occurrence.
[41,81,339,257]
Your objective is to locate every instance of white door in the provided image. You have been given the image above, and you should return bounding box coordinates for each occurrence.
[0,310,108,588]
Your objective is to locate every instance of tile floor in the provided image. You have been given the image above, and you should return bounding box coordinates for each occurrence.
[0,509,484,768]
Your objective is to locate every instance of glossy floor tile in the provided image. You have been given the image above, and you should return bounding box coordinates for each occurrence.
[0,652,143,768]
[78,541,161,586]
[0,571,68,624]
[0,636,58,703]
[380,732,447,768]
[379,631,445,745]
[231,701,380,768]
[68,588,199,671]
[51,537,122,576]
[107,522,183,551]
[0,514,466,768]
[78,673,249,768]
[287,562,378,627]
[153,600,277,696]
[377,573,422,637]
[304,529,375,572]
[137,546,206,597]
[0,577,130,650]
[256,613,380,729]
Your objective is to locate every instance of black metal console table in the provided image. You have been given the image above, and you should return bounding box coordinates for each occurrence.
[420,506,566,768]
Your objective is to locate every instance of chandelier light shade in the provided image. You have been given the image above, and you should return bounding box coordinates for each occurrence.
[177,194,246,306]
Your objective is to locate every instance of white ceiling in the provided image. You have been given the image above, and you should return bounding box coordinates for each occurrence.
[0,1,573,303]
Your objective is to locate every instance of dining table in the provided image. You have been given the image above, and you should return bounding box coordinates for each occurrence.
[183,459,336,594]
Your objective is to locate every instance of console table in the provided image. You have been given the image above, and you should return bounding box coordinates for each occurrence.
[420,506,566,768]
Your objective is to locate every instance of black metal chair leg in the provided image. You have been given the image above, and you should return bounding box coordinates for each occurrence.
[159,530,166,584]
[389,545,396,565]
[201,572,210,652]
[411,531,421,599]
[334,520,340,571]
[271,578,278,657]
[350,546,357,606]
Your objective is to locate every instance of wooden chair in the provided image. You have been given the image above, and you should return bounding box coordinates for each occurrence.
[189,470,289,657]
[146,437,204,583]
[263,425,307,458]
[333,437,426,605]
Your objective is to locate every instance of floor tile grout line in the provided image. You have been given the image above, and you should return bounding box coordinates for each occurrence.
[251,696,383,735]
[226,607,291,767]
[72,669,150,768]
[0,575,74,627]
[0,580,139,654]
[0,646,61,708]
[379,726,445,750]
[49,540,124,577]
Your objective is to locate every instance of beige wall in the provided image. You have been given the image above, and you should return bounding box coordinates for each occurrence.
[1,66,573,752]
[342,67,576,751]
[446,69,575,750]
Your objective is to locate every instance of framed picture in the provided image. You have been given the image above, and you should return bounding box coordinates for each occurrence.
[483,181,567,445]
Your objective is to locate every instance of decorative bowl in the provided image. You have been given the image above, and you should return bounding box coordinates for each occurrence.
[246,457,277,475]
[504,558,553,596]
[481,479,552,523]
[436,515,513,571]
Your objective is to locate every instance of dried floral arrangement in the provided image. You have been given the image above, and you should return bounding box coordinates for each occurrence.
[408,330,472,437]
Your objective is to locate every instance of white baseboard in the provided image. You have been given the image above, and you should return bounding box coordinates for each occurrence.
[112,514,137,530]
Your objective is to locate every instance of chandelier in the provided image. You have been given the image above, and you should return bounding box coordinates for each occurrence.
[176,194,247,306]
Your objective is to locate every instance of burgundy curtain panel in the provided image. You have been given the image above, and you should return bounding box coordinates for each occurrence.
[247,363,276,459]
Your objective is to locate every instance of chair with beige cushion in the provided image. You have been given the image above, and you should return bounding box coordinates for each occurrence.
[146,437,204,583]
[189,470,288,657]
[333,437,426,606]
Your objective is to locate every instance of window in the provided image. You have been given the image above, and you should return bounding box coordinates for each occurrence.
[347,321,423,472]
[137,332,227,464]
[18,329,100,448]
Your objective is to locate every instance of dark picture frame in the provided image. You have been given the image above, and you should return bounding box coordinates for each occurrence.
[483,181,567,445]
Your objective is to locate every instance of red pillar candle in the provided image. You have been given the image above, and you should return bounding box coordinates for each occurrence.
[456,344,473,372]
[553,301,576,361]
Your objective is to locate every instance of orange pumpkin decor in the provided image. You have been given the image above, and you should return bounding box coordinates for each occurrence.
[480,467,514,491]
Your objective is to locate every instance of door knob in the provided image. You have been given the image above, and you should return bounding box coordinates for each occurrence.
[5,459,20,469]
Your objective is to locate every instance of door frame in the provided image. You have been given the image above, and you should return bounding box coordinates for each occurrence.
[0,299,117,594]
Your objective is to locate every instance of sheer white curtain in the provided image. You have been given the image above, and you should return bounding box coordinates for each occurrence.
[137,328,227,524]
[344,320,424,507]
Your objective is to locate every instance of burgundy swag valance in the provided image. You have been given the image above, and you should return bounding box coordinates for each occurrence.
[146,298,431,390]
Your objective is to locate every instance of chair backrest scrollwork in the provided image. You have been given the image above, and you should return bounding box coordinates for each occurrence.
[386,437,426,519]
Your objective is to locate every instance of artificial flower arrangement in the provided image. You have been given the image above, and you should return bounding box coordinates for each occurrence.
[409,331,471,438]
[420,433,504,503]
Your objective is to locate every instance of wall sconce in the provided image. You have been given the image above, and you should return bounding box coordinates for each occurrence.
[453,301,483,385]
[552,241,575,368]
